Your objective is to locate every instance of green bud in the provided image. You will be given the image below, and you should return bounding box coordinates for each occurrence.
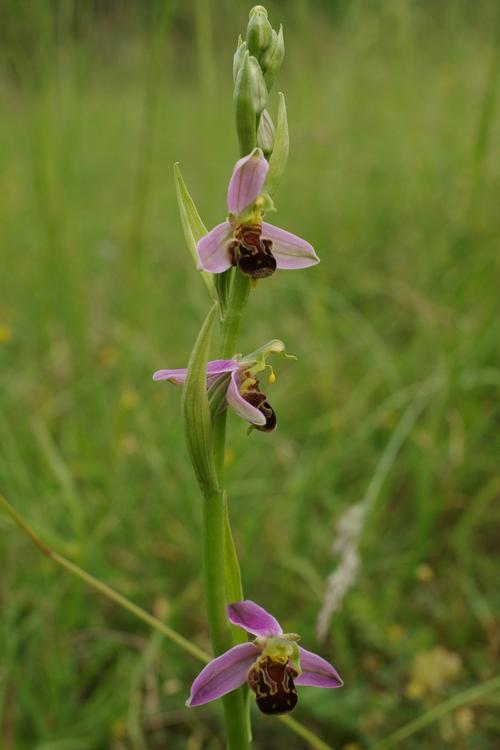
[257,109,275,157]
[246,5,273,62]
[234,51,267,156]
[233,36,247,83]
[261,25,285,91]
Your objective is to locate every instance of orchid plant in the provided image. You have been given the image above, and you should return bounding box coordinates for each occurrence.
[153,6,343,748]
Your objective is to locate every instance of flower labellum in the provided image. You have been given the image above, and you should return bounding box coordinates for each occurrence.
[197,148,319,280]
[229,224,276,279]
[187,600,343,715]
[247,656,299,714]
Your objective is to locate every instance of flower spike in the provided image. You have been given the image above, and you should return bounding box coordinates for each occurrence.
[187,600,342,715]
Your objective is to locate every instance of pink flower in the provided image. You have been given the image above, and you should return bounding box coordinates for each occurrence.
[197,148,319,279]
[187,600,343,715]
[153,341,291,430]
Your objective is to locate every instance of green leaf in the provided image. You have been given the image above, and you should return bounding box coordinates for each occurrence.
[265,92,289,197]
[174,164,217,300]
[182,303,219,496]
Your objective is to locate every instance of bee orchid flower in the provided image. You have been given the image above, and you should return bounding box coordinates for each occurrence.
[197,148,319,279]
[153,340,292,432]
[187,600,342,714]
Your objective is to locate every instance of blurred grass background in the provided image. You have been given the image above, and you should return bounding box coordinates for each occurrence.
[1,0,499,748]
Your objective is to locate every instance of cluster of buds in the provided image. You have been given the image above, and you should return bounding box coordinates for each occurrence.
[233,6,285,157]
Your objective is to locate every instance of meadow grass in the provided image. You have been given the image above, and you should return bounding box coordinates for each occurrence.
[1,1,499,748]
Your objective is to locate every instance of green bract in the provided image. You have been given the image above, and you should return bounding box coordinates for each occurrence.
[261,25,285,91]
[182,303,220,496]
[174,164,216,300]
[265,92,289,197]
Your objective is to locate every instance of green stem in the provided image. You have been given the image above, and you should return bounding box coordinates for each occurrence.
[202,491,235,653]
[208,269,252,741]
[200,119,254,744]
[203,490,250,749]
[182,302,249,748]
[214,268,251,613]
[220,271,251,358]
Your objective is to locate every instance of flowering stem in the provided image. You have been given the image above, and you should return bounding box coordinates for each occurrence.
[201,23,264,739]
[199,268,253,747]
[182,306,249,749]
[214,268,252,614]
[202,490,234,653]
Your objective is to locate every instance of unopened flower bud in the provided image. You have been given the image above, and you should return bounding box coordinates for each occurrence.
[246,6,273,62]
[257,109,275,157]
[260,25,285,91]
[233,36,247,83]
[234,51,268,156]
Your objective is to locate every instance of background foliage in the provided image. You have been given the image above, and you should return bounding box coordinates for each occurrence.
[1,1,499,748]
